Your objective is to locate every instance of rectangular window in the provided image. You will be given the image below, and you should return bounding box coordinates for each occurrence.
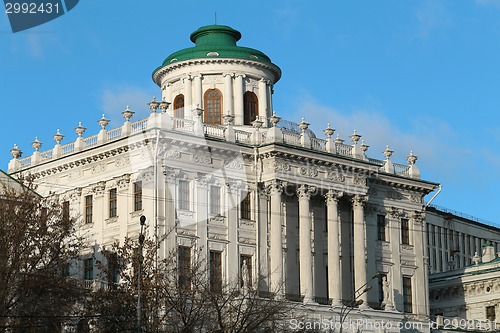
[210,251,222,293]
[401,218,410,245]
[109,188,117,218]
[62,201,70,223]
[62,263,70,277]
[403,276,412,313]
[84,258,94,280]
[178,180,190,210]
[240,255,253,288]
[377,215,386,241]
[210,185,221,215]
[107,252,119,284]
[240,192,251,220]
[178,246,191,289]
[486,305,496,321]
[85,195,93,224]
[133,181,142,211]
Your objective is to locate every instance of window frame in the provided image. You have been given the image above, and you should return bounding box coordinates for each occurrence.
[204,88,222,125]
[173,94,185,119]
[133,181,143,211]
[210,250,222,293]
[240,192,251,220]
[210,185,221,215]
[401,218,410,245]
[403,276,413,313]
[85,195,93,224]
[178,180,190,210]
[377,214,386,241]
[84,258,94,280]
[178,246,191,289]
[243,91,258,125]
[109,188,117,218]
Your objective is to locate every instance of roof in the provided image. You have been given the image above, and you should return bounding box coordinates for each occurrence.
[154,25,279,74]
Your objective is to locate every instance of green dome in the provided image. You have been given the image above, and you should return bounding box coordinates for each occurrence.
[157,25,274,67]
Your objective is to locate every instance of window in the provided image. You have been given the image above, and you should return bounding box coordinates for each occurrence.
[210,185,221,215]
[107,253,119,284]
[178,246,191,289]
[377,215,386,241]
[240,255,252,288]
[62,263,70,277]
[85,195,93,224]
[173,94,185,119]
[133,181,142,211]
[486,305,496,321]
[178,180,190,210]
[403,276,412,313]
[109,188,117,218]
[62,201,70,223]
[84,258,93,280]
[210,251,222,293]
[204,89,222,124]
[240,192,251,220]
[243,91,258,125]
[401,218,410,245]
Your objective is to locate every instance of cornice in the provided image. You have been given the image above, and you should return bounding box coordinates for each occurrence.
[153,58,281,85]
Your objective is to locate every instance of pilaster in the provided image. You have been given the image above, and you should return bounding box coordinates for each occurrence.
[298,184,316,304]
[267,180,285,295]
[325,190,343,307]
[352,194,369,309]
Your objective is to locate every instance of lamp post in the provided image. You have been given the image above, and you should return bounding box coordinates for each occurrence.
[336,273,379,333]
[137,215,146,333]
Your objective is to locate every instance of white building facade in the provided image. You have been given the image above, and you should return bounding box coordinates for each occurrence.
[7,25,440,331]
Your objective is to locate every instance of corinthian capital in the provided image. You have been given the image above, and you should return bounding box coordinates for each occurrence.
[325,190,343,204]
[266,180,285,195]
[411,210,426,225]
[297,184,316,200]
[351,194,368,208]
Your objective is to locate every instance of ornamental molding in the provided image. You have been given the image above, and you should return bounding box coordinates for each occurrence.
[91,163,106,175]
[92,182,106,197]
[297,184,316,199]
[224,159,243,170]
[386,190,403,200]
[165,149,182,159]
[325,190,343,204]
[152,58,281,86]
[192,153,212,164]
[352,176,367,186]
[137,167,154,184]
[326,170,345,182]
[195,173,212,188]
[263,159,291,173]
[163,167,181,182]
[69,188,82,203]
[115,155,130,167]
[68,169,84,181]
[227,178,246,194]
[177,210,194,219]
[238,236,256,245]
[209,232,226,241]
[298,165,318,178]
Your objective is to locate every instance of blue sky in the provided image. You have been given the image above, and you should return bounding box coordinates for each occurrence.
[1,0,499,225]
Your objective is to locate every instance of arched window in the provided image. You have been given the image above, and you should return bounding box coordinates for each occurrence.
[173,94,184,119]
[204,89,222,124]
[243,91,258,125]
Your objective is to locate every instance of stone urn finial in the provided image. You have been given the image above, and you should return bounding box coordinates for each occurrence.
[148,97,160,113]
[407,151,418,165]
[10,144,22,159]
[349,130,361,145]
[98,114,110,129]
[159,98,171,113]
[383,145,393,160]
[32,137,43,152]
[75,122,87,137]
[252,117,264,129]
[269,112,281,127]
[53,129,64,145]
[360,140,369,153]
[334,134,344,145]
[122,106,135,122]
[324,123,335,138]
[223,113,235,125]
[298,118,309,132]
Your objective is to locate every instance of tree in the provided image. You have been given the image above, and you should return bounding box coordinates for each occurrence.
[92,233,294,332]
[0,177,85,332]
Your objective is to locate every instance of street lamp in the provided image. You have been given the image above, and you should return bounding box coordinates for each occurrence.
[336,273,380,333]
[137,215,146,333]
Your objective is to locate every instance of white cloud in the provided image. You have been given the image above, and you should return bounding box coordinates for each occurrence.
[99,86,155,125]
[414,1,452,39]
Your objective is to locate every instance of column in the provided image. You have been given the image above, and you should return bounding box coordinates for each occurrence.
[435,226,441,272]
[441,227,447,272]
[459,232,465,268]
[165,82,173,114]
[298,185,315,304]
[223,73,234,116]
[258,78,268,126]
[326,190,343,307]
[193,74,203,110]
[412,211,428,316]
[388,208,402,311]
[195,173,209,266]
[183,76,193,120]
[267,83,274,118]
[464,234,470,266]
[268,181,284,295]
[234,74,245,125]
[257,187,269,291]
[226,179,241,288]
[352,194,369,309]
[163,168,180,258]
